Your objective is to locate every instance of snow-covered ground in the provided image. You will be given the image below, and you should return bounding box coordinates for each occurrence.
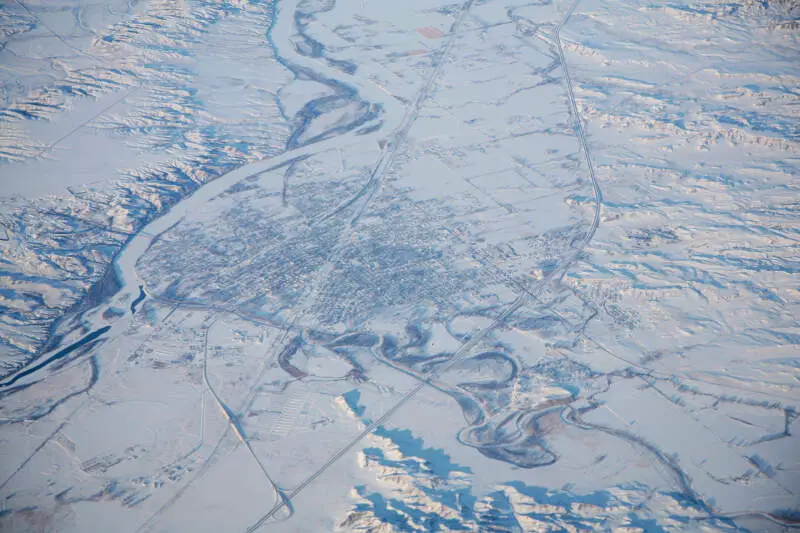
[1,0,798,531]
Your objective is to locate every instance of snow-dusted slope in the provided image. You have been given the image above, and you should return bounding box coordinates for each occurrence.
[1,0,797,532]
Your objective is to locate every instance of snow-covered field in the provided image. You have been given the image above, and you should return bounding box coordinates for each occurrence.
[1,0,798,531]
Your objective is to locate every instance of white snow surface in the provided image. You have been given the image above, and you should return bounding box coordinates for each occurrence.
[0,0,798,532]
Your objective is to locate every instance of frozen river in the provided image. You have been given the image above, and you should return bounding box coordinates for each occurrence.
[1,0,798,531]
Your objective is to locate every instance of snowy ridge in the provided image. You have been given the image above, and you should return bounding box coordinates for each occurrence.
[338,415,743,532]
